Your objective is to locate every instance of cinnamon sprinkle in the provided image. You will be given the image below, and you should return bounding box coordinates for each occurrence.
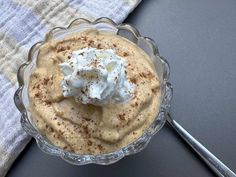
[88,40,94,47]
[87,140,93,146]
[83,117,91,121]
[43,78,50,85]
[130,78,137,84]
[139,71,155,79]
[45,100,52,105]
[34,93,40,97]
[97,43,102,49]
[83,125,89,135]
[151,88,157,93]
[118,113,126,121]
[56,46,66,53]
[123,52,129,57]
[98,144,103,151]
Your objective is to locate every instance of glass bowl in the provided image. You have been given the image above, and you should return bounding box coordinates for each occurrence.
[14,17,172,165]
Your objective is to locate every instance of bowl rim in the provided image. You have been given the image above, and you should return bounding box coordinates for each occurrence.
[14,17,173,165]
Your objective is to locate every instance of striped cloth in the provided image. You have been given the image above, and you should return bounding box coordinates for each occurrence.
[0,0,141,176]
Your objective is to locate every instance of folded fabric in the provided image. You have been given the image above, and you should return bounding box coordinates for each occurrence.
[0,0,141,176]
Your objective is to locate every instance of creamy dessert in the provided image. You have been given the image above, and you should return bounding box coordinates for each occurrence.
[28,29,161,154]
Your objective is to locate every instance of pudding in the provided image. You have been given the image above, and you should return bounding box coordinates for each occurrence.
[28,29,161,154]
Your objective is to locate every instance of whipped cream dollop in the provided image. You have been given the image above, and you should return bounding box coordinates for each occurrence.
[59,48,135,105]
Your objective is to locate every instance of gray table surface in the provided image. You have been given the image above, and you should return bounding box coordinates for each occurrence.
[7,0,236,177]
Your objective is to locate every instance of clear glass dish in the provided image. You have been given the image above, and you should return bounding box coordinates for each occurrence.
[14,17,172,165]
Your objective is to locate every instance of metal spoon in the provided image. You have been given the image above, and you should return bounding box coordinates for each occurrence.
[167,113,236,177]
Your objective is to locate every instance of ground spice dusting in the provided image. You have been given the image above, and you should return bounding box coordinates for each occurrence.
[56,46,66,53]
[118,113,126,121]
[151,88,157,93]
[139,72,145,78]
[34,93,40,97]
[45,100,52,105]
[130,77,137,84]
[123,52,129,57]
[50,127,54,133]
[88,40,94,47]
[146,71,155,79]
[58,130,62,134]
[139,71,155,80]
[87,140,92,146]
[43,78,50,85]
[65,80,70,86]
[83,125,89,135]
[83,117,91,121]
[98,144,103,151]
[97,43,101,49]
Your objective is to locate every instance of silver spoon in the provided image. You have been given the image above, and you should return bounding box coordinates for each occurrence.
[167,113,236,177]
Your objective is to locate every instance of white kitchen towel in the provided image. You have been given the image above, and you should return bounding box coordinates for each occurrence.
[0,0,141,176]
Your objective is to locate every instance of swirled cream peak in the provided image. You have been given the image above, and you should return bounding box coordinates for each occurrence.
[59,48,135,105]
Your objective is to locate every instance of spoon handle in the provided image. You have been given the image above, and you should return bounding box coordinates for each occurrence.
[167,113,236,177]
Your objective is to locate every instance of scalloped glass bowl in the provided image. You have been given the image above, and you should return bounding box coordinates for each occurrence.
[14,17,172,165]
